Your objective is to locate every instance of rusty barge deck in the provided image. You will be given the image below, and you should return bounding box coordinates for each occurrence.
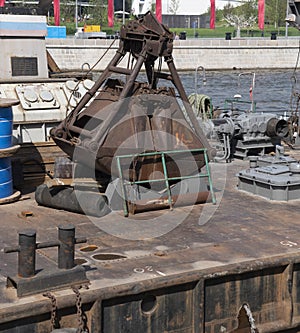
[0,150,300,333]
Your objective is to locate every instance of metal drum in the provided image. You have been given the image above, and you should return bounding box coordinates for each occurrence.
[0,105,13,149]
[0,99,19,199]
[0,158,13,198]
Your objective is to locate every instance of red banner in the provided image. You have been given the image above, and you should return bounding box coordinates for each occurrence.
[258,0,265,30]
[210,0,215,29]
[0,0,5,7]
[156,0,162,23]
[108,0,114,27]
[54,0,60,26]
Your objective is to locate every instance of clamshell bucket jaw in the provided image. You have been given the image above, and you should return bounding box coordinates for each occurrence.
[49,12,215,215]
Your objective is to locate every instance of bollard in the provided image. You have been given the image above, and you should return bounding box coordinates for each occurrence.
[18,229,36,278]
[225,32,232,40]
[58,224,75,269]
[249,156,258,169]
[4,225,88,296]
[179,31,186,40]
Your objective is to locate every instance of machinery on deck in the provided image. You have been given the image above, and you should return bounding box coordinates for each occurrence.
[206,109,289,161]
[285,0,300,146]
[40,12,216,216]
[190,71,290,162]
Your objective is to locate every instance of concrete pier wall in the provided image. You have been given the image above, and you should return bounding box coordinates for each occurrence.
[46,38,300,72]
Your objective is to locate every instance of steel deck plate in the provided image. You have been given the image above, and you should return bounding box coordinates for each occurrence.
[0,150,300,332]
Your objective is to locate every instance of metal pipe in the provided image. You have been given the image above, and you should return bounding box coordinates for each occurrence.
[195,65,206,96]
[75,0,78,31]
[214,134,228,162]
[194,66,206,120]
[238,72,256,112]
[35,184,110,217]
[286,0,289,38]
[225,134,231,161]
[122,0,125,25]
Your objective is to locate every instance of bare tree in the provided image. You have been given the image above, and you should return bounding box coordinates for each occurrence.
[223,13,256,37]
[223,1,256,37]
[168,0,180,15]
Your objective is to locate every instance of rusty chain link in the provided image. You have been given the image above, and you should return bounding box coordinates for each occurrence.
[71,285,89,333]
[43,291,58,331]
[43,286,89,332]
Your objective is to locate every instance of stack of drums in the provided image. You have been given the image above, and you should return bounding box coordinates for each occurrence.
[0,99,21,203]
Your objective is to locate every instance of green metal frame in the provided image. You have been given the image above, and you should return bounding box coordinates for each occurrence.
[116,148,216,217]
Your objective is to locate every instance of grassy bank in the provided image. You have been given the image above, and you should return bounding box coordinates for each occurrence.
[50,19,300,38]
[169,26,300,39]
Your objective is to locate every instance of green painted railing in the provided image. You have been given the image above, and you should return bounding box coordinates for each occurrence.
[116,148,216,217]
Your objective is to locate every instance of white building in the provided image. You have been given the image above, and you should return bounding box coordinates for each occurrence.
[131,0,153,16]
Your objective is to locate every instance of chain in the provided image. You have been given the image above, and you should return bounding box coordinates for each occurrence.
[43,292,58,331]
[72,285,88,333]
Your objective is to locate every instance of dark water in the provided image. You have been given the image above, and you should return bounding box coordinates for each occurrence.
[179,69,299,116]
[101,69,300,116]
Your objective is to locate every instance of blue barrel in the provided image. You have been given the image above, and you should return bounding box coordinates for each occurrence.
[0,99,19,199]
[0,157,13,198]
[0,106,13,149]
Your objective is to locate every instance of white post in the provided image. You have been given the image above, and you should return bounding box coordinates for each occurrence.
[75,0,78,31]
[123,0,125,25]
[285,0,289,38]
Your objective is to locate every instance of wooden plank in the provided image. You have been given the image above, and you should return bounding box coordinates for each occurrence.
[47,50,61,73]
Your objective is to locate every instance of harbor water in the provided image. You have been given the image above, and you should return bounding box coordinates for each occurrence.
[131,69,300,117]
[180,69,299,117]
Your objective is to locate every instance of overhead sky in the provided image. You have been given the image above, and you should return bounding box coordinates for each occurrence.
[162,0,239,15]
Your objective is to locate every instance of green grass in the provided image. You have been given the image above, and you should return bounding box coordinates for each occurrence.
[48,17,300,38]
[170,26,300,38]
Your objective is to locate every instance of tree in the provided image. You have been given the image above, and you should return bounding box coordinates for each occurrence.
[265,0,287,28]
[206,6,223,23]
[86,0,107,26]
[223,0,257,37]
[168,0,180,15]
[222,0,288,31]
[60,1,76,23]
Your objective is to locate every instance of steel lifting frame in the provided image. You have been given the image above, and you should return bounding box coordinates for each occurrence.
[116,148,216,217]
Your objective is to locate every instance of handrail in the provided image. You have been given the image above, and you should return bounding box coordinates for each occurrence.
[116,148,216,217]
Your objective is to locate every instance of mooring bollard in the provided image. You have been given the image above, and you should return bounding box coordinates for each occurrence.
[18,229,37,278]
[58,224,76,270]
[4,225,88,296]
[5,224,87,276]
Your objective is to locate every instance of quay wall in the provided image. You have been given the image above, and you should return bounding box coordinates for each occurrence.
[46,38,300,72]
